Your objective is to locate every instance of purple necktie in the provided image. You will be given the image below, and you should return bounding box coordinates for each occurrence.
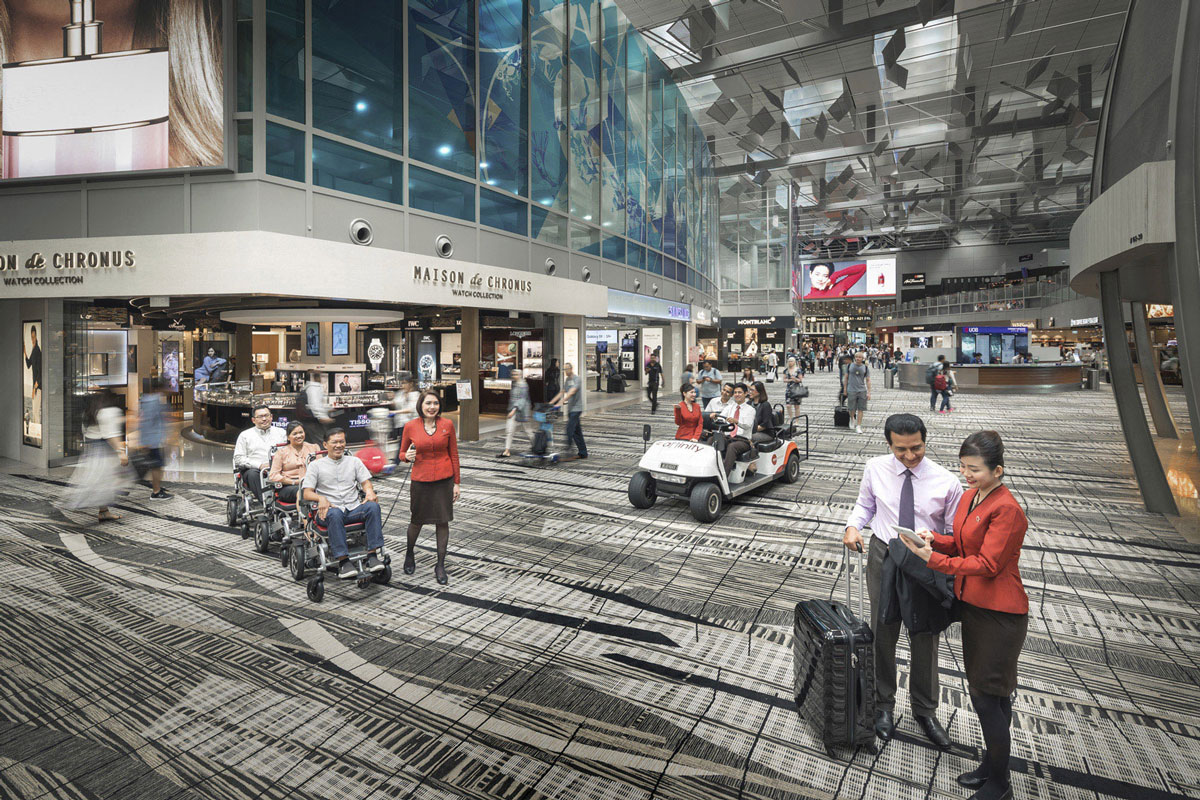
[899,469,915,531]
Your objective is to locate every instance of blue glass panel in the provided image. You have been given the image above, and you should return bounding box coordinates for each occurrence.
[313,136,403,204]
[408,0,476,175]
[624,35,647,245]
[265,122,305,181]
[530,0,569,213]
[600,0,626,235]
[480,0,528,196]
[662,258,675,281]
[531,206,569,246]
[571,220,601,255]
[646,68,664,250]
[237,120,253,173]
[626,241,644,269]
[647,248,662,275]
[568,0,601,222]
[237,0,253,112]
[602,235,625,261]
[409,165,475,221]
[481,189,528,235]
[661,84,678,260]
[266,0,305,121]
[313,0,402,152]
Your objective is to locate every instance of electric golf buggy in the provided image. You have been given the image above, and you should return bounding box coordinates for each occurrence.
[628,406,809,522]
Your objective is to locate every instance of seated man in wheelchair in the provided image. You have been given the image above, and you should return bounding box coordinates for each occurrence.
[233,404,287,517]
[301,427,386,579]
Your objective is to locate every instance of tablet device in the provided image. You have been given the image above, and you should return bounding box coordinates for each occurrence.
[893,526,927,548]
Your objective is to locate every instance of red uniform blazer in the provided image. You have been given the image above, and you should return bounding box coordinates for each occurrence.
[674,402,703,440]
[400,417,461,484]
[928,484,1029,614]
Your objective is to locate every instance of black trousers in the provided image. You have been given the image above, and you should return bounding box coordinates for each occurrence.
[647,384,659,412]
[866,535,940,715]
[722,438,752,474]
[239,467,266,500]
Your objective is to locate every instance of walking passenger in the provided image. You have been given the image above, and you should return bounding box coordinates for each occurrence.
[696,360,722,407]
[843,351,871,434]
[900,431,1027,800]
[64,389,129,522]
[501,369,534,458]
[646,353,664,413]
[843,413,962,750]
[399,390,461,585]
[550,363,588,459]
[783,356,805,422]
[138,378,170,498]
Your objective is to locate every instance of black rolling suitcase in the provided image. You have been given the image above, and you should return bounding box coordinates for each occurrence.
[793,547,876,759]
[834,405,850,427]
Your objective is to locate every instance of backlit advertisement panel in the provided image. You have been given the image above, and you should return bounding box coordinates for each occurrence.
[792,257,897,300]
[0,0,224,180]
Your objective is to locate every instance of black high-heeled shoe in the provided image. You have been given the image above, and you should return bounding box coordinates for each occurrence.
[403,552,415,575]
[434,564,448,585]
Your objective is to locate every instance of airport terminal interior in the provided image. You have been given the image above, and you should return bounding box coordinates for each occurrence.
[2,0,1200,798]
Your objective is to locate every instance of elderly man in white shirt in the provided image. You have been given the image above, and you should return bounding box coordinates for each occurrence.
[233,404,287,498]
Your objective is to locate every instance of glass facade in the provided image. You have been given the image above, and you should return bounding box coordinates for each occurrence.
[245,0,716,297]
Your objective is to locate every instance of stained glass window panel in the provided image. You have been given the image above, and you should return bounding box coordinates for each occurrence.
[480,0,528,196]
[530,0,570,213]
[408,0,476,175]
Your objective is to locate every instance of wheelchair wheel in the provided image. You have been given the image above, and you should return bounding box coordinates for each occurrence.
[240,523,250,540]
[225,497,238,527]
[306,577,324,603]
[279,543,291,567]
[289,544,306,581]
[373,566,392,586]
[356,575,371,589]
[254,520,271,554]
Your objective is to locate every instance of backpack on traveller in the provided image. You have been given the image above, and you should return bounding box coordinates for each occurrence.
[925,362,940,385]
[933,371,948,391]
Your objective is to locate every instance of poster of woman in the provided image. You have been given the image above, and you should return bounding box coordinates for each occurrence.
[22,320,41,447]
[306,322,321,356]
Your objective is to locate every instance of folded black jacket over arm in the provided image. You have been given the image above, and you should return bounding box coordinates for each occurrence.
[879,538,957,635]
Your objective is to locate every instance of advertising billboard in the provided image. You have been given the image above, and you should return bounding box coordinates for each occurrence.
[792,257,897,300]
[22,320,41,447]
[0,0,224,181]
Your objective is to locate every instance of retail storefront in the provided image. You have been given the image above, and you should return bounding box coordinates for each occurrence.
[718,315,794,372]
[0,231,607,466]
[584,290,694,392]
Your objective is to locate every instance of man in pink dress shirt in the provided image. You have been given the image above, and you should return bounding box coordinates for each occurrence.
[843,413,963,749]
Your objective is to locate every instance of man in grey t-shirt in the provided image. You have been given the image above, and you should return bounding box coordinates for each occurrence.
[302,427,385,578]
[843,351,871,434]
[696,361,722,404]
[550,362,588,458]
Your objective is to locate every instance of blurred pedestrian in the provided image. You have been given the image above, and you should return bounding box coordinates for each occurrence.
[65,389,129,522]
[138,378,170,498]
[501,369,534,458]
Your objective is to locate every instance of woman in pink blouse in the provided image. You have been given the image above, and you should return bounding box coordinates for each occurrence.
[268,421,321,503]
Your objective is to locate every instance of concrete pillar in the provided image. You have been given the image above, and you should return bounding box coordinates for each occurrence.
[1131,302,1178,438]
[1100,271,1177,514]
[1171,0,1200,456]
[459,308,480,441]
[234,324,253,381]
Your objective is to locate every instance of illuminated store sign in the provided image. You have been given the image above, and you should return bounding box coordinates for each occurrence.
[963,326,1028,334]
[1070,317,1099,326]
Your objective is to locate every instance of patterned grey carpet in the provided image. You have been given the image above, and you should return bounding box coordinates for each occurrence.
[1,371,1199,800]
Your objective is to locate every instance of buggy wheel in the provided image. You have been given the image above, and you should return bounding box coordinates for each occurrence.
[306,578,324,603]
[783,450,801,483]
[688,482,723,522]
[627,471,657,509]
[254,520,270,554]
[289,544,306,581]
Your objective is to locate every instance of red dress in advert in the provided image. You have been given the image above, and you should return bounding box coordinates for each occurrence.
[803,262,867,299]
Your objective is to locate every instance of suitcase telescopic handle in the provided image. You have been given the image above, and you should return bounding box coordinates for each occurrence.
[842,543,865,620]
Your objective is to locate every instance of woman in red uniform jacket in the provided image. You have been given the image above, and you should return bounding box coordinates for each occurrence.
[674,384,704,441]
[903,430,1026,800]
[400,389,461,585]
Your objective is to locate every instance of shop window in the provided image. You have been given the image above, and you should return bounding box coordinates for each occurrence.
[481,189,527,235]
[313,136,402,204]
[602,235,625,262]
[530,0,569,212]
[313,0,403,153]
[265,122,305,182]
[236,0,253,112]
[408,0,476,176]
[409,165,475,221]
[571,220,601,255]
[237,120,254,173]
[626,241,645,269]
[266,0,305,122]
[479,0,528,196]
[531,206,568,246]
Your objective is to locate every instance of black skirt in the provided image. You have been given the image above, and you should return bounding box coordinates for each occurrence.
[410,476,454,524]
[961,602,1028,696]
